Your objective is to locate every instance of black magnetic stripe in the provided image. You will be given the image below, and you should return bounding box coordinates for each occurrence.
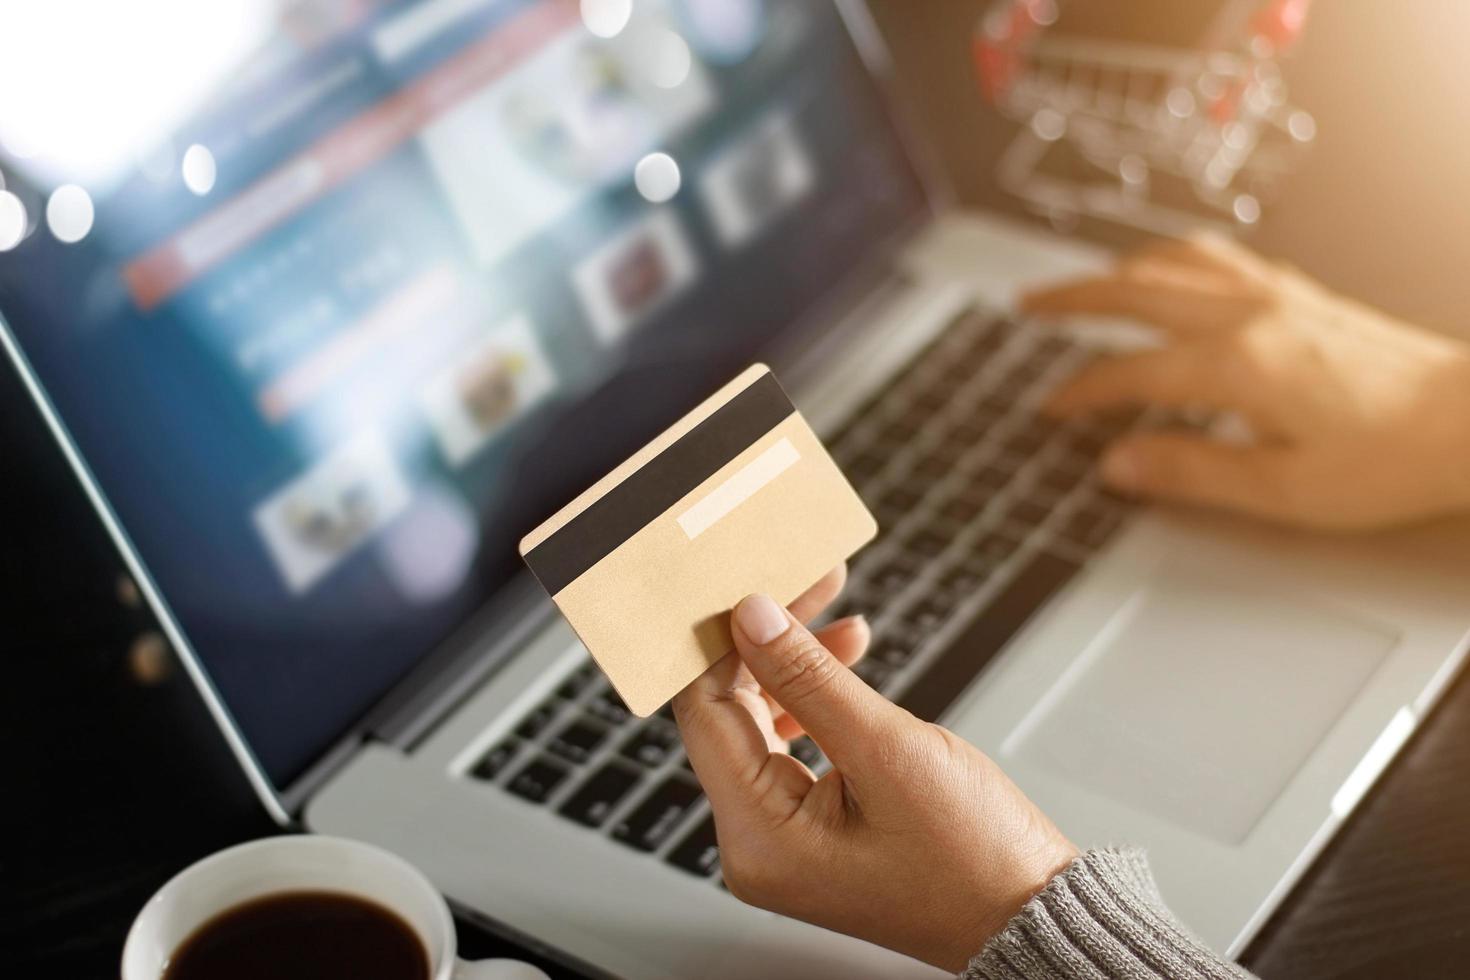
[524,372,794,595]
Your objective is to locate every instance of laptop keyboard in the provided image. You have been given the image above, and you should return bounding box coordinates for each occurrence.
[462,306,1180,886]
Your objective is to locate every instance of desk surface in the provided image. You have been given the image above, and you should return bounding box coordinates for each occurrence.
[9,4,1470,976]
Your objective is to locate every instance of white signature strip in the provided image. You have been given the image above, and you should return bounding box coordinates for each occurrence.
[677,437,800,540]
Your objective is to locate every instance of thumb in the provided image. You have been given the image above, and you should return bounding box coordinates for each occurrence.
[1101,433,1308,524]
[731,593,905,771]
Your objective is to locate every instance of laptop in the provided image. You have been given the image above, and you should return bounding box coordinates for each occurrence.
[3,1,1466,976]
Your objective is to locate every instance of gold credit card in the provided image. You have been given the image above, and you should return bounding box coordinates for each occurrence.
[519,364,878,717]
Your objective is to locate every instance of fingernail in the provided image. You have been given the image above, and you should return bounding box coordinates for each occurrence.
[735,594,789,645]
[1102,447,1139,490]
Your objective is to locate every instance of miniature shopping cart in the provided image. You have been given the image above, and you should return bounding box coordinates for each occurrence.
[974,0,1316,235]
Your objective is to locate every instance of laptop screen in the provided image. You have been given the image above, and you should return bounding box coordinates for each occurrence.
[0,0,927,786]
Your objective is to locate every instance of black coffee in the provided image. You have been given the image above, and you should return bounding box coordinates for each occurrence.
[161,890,430,980]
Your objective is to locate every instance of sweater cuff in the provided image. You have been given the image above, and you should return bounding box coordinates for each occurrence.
[960,847,1254,980]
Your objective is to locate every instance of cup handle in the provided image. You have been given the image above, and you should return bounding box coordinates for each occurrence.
[453,957,552,980]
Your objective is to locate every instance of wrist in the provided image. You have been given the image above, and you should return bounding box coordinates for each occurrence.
[932,837,1080,973]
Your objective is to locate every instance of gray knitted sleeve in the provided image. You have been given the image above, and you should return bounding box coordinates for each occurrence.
[961,848,1257,980]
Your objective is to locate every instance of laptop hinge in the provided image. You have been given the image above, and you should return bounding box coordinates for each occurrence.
[279,575,556,816]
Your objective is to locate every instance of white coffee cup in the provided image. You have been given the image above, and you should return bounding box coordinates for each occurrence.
[121,835,551,980]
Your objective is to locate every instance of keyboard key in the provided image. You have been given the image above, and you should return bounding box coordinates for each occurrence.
[516,699,565,740]
[621,722,683,768]
[931,432,983,466]
[988,370,1035,403]
[877,485,923,522]
[547,718,609,765]
[937,562,989,599]
[898,551,1083,722]
[903,595,956,633]
[939,492,986,525]
[961,318,1017,362]
[1063,506,1126,551]
[1012,341,1069,382]
[556,663,598,700]
[508,757,570,804]
[853,655,896,690]
[904,528,950,558]
[868,554,918,590]
[789,736,828,770]
[936,358,976,389]
[612,777,704,852]
[873,640,914,667]
[1035,461,1085,498]
[587,687,632,727]
[1061,424,1110,459]
[908,387,951,413]
[470,739,520,781]
[945,309,988,341]
[963,460,1012,493]
[1005,357,1048,387]
[969,528,1022,568]
[893,388,940,427]
[845,452,886,484]
[971,390,1015,420]
[912,453,952,483]
[944,415,993,447]
[1002,426,1048,458]
[1001,496,1051,530]
[879,415,922,446]
[822,598,858,624]
[558,762,641,828]
[667,816,722,877]
[929,362,976,396]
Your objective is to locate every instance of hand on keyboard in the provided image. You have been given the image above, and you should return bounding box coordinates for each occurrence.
[673,590,1077,974]
[1024,234,1470,530]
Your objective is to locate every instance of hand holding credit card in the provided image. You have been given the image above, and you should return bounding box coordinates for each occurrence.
[519,365,877,717]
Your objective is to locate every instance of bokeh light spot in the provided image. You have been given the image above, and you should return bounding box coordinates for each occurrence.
[182,143,217,195]
[1232,194,1261,225]
[580,0,632,38]
[46,184,94,243]
[649,29,692,88]
[634,152,681,203]
[0,191,26,251]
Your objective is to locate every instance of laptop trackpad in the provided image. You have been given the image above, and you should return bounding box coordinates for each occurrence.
[1004,563,1397,844]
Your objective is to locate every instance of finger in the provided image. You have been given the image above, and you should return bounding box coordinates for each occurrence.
[674,653,813,821]
[814,615,870,668]
[731,594,904,773]
[773,615,869,741]
[786,564,846,625]
[1020,263,1261,333]
[1100,432,1312,524]
[753,563,848,727]
[1047,347,1271,425]
[772,712,806,744]
[1129,233,1270,284]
